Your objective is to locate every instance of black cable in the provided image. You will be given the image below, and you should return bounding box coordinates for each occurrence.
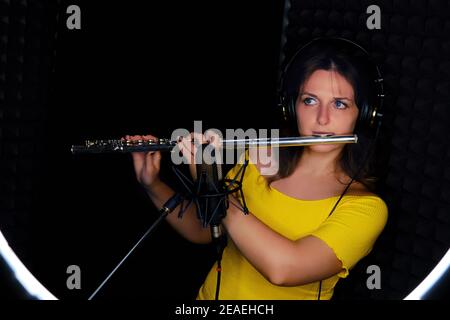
[210,161,249,300]
[214,235,226,300]
[317,281,322,300]
[215,259,222,300]
[317,122,383,300]
[317,178,353,301]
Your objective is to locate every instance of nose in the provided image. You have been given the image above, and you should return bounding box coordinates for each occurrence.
[317,104,330,126]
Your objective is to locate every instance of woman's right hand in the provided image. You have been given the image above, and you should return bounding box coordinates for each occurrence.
[125,134,162,192]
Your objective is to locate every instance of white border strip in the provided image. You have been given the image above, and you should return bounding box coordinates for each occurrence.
[0,230,57,300]
[404,248,450,300]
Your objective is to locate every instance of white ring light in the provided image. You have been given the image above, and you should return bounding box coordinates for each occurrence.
[404,248,450,300]
[1,225,448,300]
[0,229,57,300]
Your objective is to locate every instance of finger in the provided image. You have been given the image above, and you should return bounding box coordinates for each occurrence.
[179,135,197,156]
[204,130,222,148]
[129,135,142,141]
[151,151,162,171]
[190,132,207,157]
[191,132,207,144]
[131,151,145,177]
[188,162,197,180]
[144,149,156,163]
[176,141,194,167]
[143,134,158,141]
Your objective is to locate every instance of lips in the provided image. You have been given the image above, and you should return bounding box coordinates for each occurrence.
[312,131,335,136]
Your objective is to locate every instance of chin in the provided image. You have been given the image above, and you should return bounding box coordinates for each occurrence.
[307,144,343,153]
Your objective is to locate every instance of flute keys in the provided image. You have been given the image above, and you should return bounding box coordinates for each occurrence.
[124,139,158,145]
[124,139,141,146]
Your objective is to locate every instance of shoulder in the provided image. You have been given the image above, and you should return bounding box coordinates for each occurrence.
[343,181,386,206]
[335,179,387,215]
[338,186,388,226]
[346,181,376,197]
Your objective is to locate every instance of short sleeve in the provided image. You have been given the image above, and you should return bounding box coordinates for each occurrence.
[223,149,250,187]
[223,160,248,205]
[310,196,388,278]
[224,163,243,181]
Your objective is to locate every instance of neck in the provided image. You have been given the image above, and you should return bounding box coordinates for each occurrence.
[296,147,344,177]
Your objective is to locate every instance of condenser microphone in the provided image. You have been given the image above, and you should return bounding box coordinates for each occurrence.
[195,143,228,301]
[195,144,227,240]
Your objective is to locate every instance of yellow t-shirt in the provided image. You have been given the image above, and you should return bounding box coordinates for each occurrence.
[197,159,388,300]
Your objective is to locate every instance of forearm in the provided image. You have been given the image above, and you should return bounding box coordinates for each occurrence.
[222,204,297,285]
[146,180,211,244]
[222,202,342,286]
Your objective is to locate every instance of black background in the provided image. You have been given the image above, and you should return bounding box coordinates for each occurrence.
[1,0,450,302]
[1,0,284,300]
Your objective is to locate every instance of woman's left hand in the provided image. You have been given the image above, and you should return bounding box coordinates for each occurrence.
[177,130,223,180]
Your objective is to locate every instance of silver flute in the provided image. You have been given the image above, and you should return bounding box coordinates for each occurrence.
[71,134,358,154]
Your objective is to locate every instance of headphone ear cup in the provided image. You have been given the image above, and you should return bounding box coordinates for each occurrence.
[288,95,297,131]
[358,102,368,130]
[355,102,368,134]
[284,94,299,134]
[278,93,297,132]
[356,101,379,135]
[278,94,288,123]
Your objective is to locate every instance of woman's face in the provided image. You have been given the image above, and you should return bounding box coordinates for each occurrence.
[296,69,359,153]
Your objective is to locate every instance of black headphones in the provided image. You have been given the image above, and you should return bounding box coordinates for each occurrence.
[278,37,384,136]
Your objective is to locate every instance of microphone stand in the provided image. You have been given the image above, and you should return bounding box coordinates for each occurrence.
[88,193,183,300]
[85,144,249,300]
[168,143,249,300]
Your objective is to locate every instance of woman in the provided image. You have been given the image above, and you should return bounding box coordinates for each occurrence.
[126,38,388,300]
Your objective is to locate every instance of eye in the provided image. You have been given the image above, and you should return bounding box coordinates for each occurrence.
[303,97,316,105]
[334,100,348,109]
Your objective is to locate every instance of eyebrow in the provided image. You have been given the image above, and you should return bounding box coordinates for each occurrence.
[301,92,353,101]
